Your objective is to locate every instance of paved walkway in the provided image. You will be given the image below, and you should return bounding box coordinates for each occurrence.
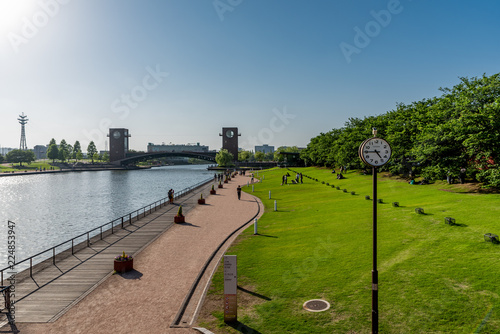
[3,175,262,333]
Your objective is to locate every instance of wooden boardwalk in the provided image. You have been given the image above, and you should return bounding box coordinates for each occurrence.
[2,181,214,324]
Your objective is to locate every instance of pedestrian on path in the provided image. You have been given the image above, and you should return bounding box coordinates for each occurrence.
[237,185,242,200]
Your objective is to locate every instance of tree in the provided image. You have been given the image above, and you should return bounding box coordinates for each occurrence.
[73,141,81,161]
[254,151,265,161]
[58,139,69,162]
[215,149,234,167]
[87,141,98,163]
[76,151,83,161]
[47,143,59,162]
[0,154,3,164]
[6,149,35,166]
[238,150,252,162]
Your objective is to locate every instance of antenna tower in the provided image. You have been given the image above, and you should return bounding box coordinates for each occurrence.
[18,113,29,150]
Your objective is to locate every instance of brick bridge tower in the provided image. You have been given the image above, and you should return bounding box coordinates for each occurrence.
[219,127,240,160]
[108,128,131,162]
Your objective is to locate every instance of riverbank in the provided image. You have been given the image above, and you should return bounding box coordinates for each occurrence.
[0,164,149,177]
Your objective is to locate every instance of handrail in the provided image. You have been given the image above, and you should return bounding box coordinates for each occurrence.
[0,177,213,285]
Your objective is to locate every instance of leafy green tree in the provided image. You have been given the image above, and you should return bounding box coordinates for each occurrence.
[6,149,35,166]
[255,151,265,161]
[47,143,59,162]
[0,154,4,163]
[215,149,234,167]
[102,152,110,162]
[58,139,69,162]
[238,150,252,162]
[73,141,81,160]
[76,151,83,161]
[87,141,98,163]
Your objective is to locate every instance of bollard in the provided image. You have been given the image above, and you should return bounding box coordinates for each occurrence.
[254,218,258,235]
[247,181,249,187]
[274,200,277,211]
[263,175,265,180]
[269,190,271,199]
[252,185,254,192]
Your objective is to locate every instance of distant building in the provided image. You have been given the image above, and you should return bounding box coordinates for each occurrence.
[33,145,48,160]
[147,142,209,153]
[255,144,274,154]
[0,147,15,156]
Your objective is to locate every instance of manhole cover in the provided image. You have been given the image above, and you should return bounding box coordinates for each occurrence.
[303,299,331,312]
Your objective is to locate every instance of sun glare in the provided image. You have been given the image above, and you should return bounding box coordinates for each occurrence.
[0,0,37,34]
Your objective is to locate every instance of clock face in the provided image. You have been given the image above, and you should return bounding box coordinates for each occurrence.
[226,130,234,138]
[359,137,392,167]
[113,131,121,139]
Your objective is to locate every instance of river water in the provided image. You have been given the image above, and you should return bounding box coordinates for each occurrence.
[0,164,214,271]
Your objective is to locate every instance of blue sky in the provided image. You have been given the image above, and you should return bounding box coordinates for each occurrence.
[1,0,499,152]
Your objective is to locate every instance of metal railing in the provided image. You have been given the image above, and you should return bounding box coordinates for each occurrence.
[0,177,213,286]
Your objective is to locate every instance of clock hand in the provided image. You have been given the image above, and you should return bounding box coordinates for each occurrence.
[374,149,382,158]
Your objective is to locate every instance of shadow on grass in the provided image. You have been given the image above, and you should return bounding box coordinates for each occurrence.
[255,234,278,238]
[237,286,271,301]
[227,321,263,334]
[450,223,468,227]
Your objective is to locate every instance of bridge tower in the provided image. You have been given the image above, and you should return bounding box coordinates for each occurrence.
[219,127,240,160]
[108,128,131,162]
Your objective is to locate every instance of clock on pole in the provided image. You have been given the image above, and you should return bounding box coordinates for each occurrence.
[358,128,391,334]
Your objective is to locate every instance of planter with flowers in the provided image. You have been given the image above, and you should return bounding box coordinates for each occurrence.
[198,193,205,205]
[114,251,133,273]
[210,184,216,195]
[174,205,185,223]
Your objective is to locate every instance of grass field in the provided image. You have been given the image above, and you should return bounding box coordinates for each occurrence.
[0,161,54,173]
[197,167,500,333]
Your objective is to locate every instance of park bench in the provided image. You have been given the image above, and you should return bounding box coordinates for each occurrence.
[484,233,499,244]
[445,217,456,225]
[415,208,424,214]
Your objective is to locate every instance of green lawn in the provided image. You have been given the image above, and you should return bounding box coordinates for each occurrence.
[0,161,54,173]
[198,167,500,333]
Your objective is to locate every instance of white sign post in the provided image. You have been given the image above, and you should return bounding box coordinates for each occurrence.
[224,255,237,323]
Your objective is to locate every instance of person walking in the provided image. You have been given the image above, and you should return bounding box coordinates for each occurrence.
[237,185,242,200]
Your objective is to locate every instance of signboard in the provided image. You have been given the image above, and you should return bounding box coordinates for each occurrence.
[224,255,237,322]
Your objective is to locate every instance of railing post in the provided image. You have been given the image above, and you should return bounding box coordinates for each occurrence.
[129,213,132,225]
[1,271,3,286]
[87,232,90,247]
[53,247,56,265]
[30,258,32,278]
[72,239,74,255]
[100,226,103,240]
[5,287,11,312]
[121,217,124,229]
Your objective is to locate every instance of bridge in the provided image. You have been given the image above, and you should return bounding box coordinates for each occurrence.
[115,151,217,166]
[108,127,239,166]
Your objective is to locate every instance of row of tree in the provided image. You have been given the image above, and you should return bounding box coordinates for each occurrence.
[46,139,105,163]
[1,139,105,165]
[300,73,500,188]
[215,146,301,166]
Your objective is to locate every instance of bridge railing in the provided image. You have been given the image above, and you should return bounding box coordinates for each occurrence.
[0,177,213,286]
